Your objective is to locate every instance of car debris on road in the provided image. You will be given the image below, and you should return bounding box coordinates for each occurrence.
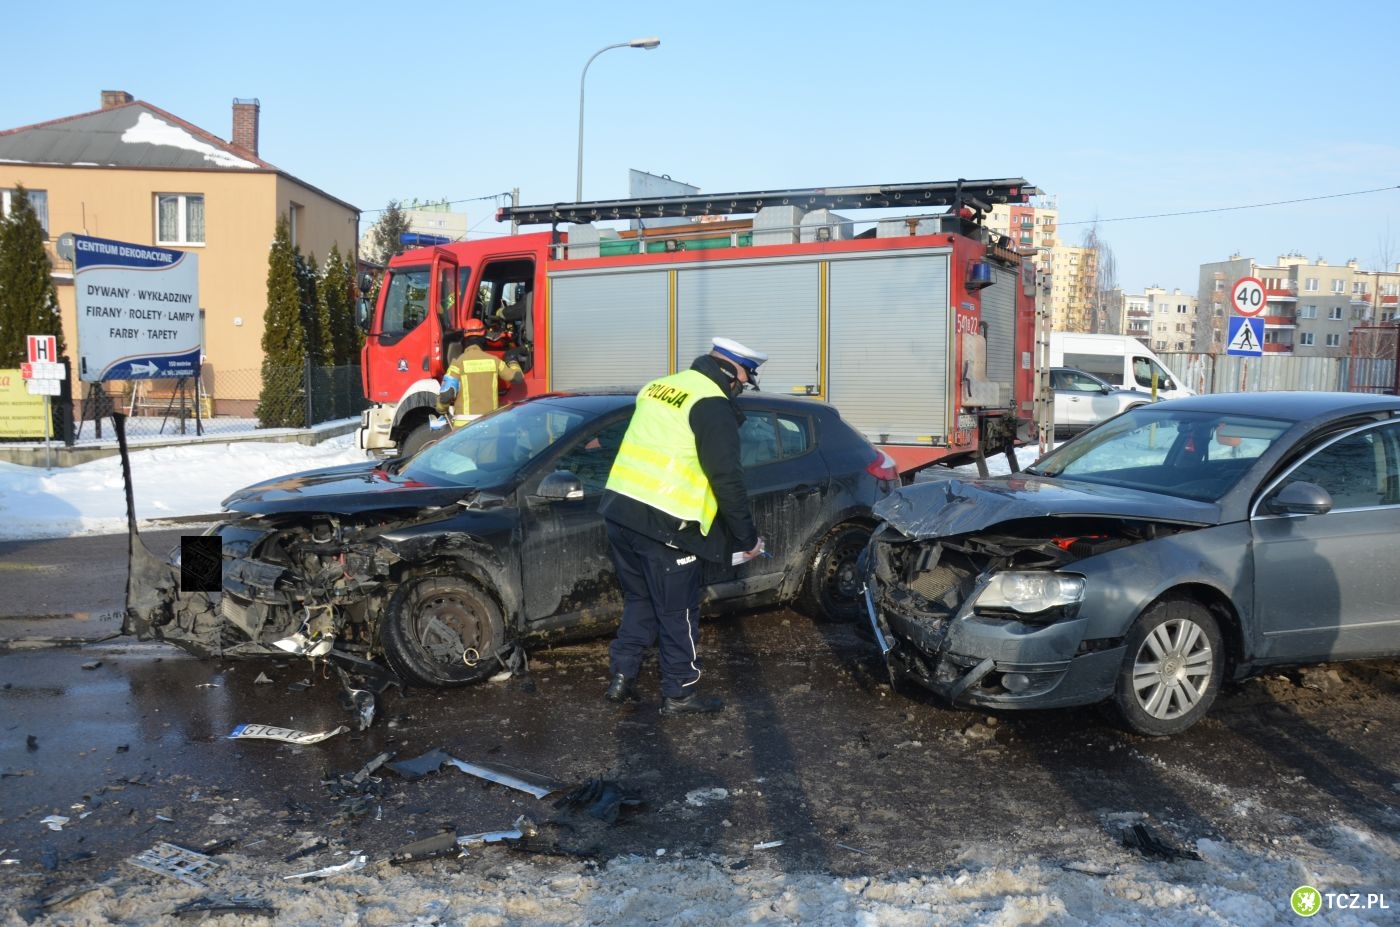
[227,723,348,745]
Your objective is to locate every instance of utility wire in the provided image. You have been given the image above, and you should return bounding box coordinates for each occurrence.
[361,192,512,216]
[1058,184,1400,227]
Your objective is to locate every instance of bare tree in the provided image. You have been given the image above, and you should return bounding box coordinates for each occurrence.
[1081,222,1117,333]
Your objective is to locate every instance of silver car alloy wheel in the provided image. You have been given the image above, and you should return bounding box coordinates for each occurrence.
[1131,617,1215,720]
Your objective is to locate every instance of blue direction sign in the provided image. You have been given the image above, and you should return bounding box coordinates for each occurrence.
[1226,316,1264,356]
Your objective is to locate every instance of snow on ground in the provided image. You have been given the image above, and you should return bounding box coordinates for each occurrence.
[0,434,369,542]
[4,823,1397,926]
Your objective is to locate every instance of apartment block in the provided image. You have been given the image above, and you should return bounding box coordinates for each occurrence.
[1115,287,1198,351]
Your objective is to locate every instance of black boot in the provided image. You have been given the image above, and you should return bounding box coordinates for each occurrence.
[660,693,725,716]
[604,673,638,703]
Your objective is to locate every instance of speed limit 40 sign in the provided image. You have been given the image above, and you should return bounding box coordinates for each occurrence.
[1232,277,1266,317]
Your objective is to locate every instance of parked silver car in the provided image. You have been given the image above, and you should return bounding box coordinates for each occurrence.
[1050,366,1153,437]
[864,392,1400,735]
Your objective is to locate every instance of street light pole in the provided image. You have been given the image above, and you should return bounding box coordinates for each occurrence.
[576,36,660,202]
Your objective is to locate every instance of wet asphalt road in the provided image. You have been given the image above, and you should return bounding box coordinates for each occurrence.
[2,532,1400,900]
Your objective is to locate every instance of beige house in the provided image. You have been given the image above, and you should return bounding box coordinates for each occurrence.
[0,90,358,415]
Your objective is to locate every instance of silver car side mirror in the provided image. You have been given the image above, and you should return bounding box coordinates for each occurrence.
[1265,481,1333,516]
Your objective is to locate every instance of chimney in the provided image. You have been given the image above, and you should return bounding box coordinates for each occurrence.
[101,90,133,110]
[231,98,260,157]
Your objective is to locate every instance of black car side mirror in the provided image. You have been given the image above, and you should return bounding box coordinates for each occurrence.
[1265,481,1333,516]
[533,470,584,503]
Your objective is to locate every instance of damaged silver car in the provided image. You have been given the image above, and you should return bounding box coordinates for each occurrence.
[864,392,1400,735]
[124,391,894,688]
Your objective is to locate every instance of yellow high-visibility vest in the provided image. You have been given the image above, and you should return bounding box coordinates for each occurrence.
[606,369,724,534]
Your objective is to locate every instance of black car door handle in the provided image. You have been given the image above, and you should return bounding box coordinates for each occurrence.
[789,483,822,499]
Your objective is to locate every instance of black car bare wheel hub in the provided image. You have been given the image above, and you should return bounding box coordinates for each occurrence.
[824,538,865,604]
[413,592,487,665]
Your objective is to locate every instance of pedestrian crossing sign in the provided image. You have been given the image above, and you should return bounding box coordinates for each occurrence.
[1226,316,1264,356]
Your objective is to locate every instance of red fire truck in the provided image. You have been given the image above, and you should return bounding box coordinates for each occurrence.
[356,179,1047,477]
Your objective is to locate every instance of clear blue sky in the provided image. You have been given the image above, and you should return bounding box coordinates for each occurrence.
[6,0,1398,293]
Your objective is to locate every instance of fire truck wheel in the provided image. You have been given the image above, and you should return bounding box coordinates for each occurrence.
[381,576,507,688]
[797,523,872,624]
[398,421,436,458]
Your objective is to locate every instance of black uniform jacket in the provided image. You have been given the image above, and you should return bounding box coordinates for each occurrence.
[599,355,759,563]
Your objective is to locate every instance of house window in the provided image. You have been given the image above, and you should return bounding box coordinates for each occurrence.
[1177,304,1188,313]
[1214,280,1225,292]
[1,188,48,233]
[1353,281,1366,294]
[1304,277,1319,291]
[1329,306,1343,320]
[1331,279,1344,293]
[1299,332,1315,346]
[156,194,205,245]
[1299,304,1317,319]
[288,202,304,249]
[1326,333,1341,347]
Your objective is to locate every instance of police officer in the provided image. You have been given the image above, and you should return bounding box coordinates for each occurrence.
[437,319,529,425]
[600,337,768,716]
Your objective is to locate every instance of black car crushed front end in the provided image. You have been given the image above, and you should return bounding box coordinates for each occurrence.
[863,477,1196,709]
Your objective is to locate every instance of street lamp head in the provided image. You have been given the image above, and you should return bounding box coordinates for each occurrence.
[629,36,661,49]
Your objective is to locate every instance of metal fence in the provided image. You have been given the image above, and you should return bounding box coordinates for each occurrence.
[1158,352,1396,396]
[64,364,368,443]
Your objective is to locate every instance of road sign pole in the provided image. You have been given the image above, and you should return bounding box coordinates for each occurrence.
[43,394,52,471]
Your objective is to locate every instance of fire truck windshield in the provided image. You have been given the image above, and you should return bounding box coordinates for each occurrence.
[381,265,431,335]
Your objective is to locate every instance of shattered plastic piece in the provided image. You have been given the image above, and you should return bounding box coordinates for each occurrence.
[458,815,539,847]
[391,829,462,865]
[552,779,642,824]
[1121,823,1203,862]
[39,815,69,831]
[254,672,273,685]
[836,842,870,856]
[283,853,368,881]
[274,633,333,658]
[81,661,102,670]
[227,723,348,745]
[336,668,377,730]
[685,787,729,807]
[1062,861,1116,876]
[155,814,175,822]
[283,840,329,863]
[128,842,220,887]
[752,840,784,851]
[387,748,454,782]
[446,758,563,799]
[173,894,277,918]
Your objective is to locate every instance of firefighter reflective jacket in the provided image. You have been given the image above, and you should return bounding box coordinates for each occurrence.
[440,345,522,422]
[605,369,725,534]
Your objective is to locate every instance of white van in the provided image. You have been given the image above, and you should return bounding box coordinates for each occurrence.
[1049,332,1193,400]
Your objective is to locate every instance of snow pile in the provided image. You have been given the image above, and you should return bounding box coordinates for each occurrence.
[0,435,369,541]
[6,824,1397,927]
[120,112,258,168]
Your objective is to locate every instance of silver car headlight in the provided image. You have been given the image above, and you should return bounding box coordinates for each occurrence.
[974,571,1085,614]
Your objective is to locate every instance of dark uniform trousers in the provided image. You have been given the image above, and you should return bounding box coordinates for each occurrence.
[605,519,704,698]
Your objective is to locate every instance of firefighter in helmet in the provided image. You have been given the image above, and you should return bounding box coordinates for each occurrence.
[437,319,530,425]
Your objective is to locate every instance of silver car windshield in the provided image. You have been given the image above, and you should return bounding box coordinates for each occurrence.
[1027,408,1291,501]
[402,403,589,487]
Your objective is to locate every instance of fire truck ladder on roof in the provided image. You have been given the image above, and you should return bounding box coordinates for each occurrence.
[497,178,1039,227]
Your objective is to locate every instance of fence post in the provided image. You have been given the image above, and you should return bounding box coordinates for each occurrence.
[303,356,315,428]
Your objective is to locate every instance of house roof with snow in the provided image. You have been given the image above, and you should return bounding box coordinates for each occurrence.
[0,96,357,212]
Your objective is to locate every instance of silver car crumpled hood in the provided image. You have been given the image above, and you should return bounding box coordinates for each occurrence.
[873,475,1220,540]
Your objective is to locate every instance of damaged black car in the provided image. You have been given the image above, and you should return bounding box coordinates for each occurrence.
[125,391,895,687]
[864,392,1400,735]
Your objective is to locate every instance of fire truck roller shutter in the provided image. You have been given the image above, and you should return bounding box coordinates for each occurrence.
[827,253,951,444]
[978,264,1017,405]
[549,270,670,389]
[675,262,820,397]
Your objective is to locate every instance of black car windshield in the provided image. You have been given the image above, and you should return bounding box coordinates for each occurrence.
[1026,407,1291,501]
[401,402,591,487]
